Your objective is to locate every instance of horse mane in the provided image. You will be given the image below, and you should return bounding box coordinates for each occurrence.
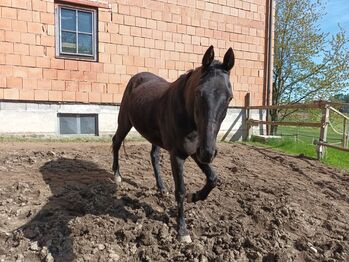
[171,69,194,90]
[171,61,226,92]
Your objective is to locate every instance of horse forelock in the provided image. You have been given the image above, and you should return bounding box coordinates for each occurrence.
[199,60,229,82]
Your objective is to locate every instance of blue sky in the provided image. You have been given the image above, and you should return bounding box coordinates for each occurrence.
[319,0,349,94]
[319,0,349,34]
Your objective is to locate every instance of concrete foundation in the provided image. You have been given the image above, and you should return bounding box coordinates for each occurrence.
[0,101,266,141]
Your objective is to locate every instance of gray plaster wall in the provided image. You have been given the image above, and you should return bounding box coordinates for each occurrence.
[219,107,266,141]
[0,101,266,140]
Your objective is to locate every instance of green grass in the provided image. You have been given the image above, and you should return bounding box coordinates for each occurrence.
[248,138,349,170]
[276,125,343,144]
[274,109,348,144]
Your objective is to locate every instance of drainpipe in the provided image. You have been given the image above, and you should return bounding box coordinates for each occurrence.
[264,0,273,135]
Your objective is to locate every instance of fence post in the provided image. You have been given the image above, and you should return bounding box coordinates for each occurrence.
[244,93,251,141]
[317,104,329,159]
[343,118,348,148]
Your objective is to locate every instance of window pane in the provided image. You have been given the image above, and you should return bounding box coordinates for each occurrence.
[78,11,92,33]
[80,116,96,134]
[78,34,92,55]
[60,116,78,134]
[62,31,77,53]
[61,8,76,31]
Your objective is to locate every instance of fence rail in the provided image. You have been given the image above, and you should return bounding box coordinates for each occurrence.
[314,141,349,153]
[249,119,323,128]
[244,93,349,159]
[246,101,326,110]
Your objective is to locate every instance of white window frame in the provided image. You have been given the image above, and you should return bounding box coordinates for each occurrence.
[57,113,99,136]
[55,4,97,61]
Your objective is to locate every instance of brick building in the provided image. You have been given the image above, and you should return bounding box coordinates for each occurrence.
[0,0,273,138]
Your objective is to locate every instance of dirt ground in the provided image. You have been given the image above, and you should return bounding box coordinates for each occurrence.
[0,141,348,262]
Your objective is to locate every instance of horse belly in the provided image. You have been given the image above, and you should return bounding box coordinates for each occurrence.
[128,89,166,149]
[132,121,165,149]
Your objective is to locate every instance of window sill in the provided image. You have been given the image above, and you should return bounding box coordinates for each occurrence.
[55,55,98,62]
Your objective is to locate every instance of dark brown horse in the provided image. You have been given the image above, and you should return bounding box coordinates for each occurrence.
[112,46,235,243]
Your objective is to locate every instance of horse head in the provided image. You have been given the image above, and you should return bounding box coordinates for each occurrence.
[186,46,235,163]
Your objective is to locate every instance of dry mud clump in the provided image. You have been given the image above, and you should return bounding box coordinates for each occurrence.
[0,141,348,261]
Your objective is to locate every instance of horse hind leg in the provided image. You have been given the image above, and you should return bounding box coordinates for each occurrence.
[112,117,132,184]
[187,154,218,203]
[150,144,168,195]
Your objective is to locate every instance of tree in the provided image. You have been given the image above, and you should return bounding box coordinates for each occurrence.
[271,0,349,133]
[332,93,349,103]
[331,93,349,112]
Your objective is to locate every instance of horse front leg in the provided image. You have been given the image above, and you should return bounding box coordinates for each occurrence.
[170,152,191,243]
[187,154,218,203]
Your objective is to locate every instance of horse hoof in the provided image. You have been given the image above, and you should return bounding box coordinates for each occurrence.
[178,234,192,243]
[159,189,169,196]
[115,176,122,184]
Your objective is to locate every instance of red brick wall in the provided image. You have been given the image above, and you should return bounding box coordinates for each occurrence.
[0,0,268,106]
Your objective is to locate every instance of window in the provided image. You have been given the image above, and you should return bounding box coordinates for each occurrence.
[56,5,97,60]
[58,114,98,135]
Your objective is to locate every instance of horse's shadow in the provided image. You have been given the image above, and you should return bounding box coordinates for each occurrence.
[19,157,165,261]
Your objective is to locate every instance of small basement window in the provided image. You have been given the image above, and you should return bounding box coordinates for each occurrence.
[56,5,97,60]
[58,114,98,135]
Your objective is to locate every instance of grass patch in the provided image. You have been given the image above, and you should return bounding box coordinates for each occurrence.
[248,138,349,171]
[273,109,348,144]
[276,126,343,144]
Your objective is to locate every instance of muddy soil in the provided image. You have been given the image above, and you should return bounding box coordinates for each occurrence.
[0,141,348,262]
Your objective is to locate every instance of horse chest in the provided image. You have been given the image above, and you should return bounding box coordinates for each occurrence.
[182,131,199,155]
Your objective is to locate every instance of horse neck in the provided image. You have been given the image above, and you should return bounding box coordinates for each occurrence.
[183,71,199,120]
[168,71,195,122]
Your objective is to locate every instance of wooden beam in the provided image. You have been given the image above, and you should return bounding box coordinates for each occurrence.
[246,101,349,110]
[317,105,330,159]
[329,106,349,120]
[343,118,348,148]
[314,141,349,153]
[248,119,322,128]
[244,93,251,141]
[246,102,325,110]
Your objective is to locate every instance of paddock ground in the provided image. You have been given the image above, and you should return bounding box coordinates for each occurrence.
[0,141,348,261]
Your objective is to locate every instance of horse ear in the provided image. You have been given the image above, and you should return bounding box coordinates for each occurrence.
[202,45,214,69]
[223,48,235,71]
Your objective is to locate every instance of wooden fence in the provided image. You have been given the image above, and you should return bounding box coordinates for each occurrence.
[244,93,349,159]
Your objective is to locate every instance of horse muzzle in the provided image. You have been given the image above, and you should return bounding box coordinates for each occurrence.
[197,147,217,164]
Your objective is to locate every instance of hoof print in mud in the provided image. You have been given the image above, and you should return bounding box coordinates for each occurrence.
[186,192,199,203]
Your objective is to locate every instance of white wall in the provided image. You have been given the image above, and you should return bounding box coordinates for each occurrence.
[0,101,266,140]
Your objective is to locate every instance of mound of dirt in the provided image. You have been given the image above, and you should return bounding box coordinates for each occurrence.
[0,141,348,261]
